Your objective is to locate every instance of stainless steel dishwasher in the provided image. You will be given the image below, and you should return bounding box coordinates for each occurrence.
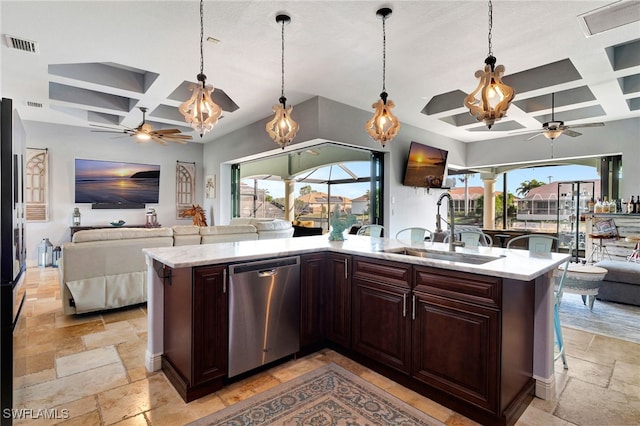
[228,256,300,377]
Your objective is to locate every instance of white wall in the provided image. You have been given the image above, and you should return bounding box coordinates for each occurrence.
[203,96,466,237]
[23,121,204,263]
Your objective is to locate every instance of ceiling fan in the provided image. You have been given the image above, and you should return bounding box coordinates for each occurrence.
[90,107,193,145]
[512,93,605,141]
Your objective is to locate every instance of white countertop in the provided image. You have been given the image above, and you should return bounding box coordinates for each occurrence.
[143,235,570,281]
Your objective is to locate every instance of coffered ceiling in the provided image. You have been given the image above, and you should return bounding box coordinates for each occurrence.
[1,1,639,145]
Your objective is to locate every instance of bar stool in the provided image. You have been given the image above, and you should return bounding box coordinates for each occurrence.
[626,235,640,263]
[586,233,612,263]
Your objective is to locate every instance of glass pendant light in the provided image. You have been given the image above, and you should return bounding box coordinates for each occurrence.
[365,7,400,148]
[179,0,222,137]
[265,14,299,149]
[464,0,515,129]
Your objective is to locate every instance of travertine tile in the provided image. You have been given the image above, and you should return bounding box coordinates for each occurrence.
[516,404,573,425]
[97,373,180,425]
[14,368,56,389]
[82,321,140,350]
[56,345,121,377]
[269,356,326,382]
[385,382,455,423]
[145,392,226,426]
[16,363,128,409]
[102,306,146,324]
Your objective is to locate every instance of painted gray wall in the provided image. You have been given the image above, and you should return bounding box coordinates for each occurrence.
[23,121,204,263]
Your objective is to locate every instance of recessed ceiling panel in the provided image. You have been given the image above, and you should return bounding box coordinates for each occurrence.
[513,86,596,113]
[439,111,477,127]
[87,111,122,126]
[502,59,582,94]
[607,38,640,71]
[421,90,467,115]
[466,121,526,132]
[618,74,640,94]
[49,82,134,112]
[628,97,640,111]
[167,81,240,112]
[534,105,605,123]
[48,63,158,93]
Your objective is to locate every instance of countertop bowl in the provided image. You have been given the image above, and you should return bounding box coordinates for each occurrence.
[110,220,126,227]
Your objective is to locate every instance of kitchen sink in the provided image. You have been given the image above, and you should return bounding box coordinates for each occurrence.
[380,247,504,265]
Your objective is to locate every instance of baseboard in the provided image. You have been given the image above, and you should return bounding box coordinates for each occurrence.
[533,373,556,400]
[145,350,162,372]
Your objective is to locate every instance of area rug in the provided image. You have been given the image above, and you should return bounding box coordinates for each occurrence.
[559,293,640,344]
[188,363,444,425]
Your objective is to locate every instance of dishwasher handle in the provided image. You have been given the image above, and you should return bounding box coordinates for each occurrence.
[258,269,277,277]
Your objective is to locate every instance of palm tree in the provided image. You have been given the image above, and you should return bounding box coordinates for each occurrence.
[516,179,545,197]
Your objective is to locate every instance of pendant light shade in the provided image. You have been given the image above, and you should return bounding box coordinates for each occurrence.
[179,0,222,137]
[266,14,299,149]
[366,8,400,148]
[464,0,515,129]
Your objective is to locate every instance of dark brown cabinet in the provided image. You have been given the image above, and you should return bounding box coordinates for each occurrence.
[162,265,227,402]
[351,256,412,374]
[324,253,351,347]
[300,253,325,349]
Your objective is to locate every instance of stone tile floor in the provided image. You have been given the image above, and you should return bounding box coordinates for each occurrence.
[12,267,640,425]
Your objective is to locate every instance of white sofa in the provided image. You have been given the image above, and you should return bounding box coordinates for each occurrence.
[60,219,294,314]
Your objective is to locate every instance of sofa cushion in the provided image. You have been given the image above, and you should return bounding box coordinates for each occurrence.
[72,227,173,243]
[172,225,200,235]
[253,219,291,232]
[200,225,257,235]
[594,260,640,285]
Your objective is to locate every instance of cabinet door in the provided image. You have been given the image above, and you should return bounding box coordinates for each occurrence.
[300,253,324,348]
[325,253,351,347]
[412,291,499,412]
[193,265,228,386]
[352,279,411,374]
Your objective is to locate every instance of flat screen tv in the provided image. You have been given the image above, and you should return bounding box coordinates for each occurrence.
[402,141,448,188]
[74,158,160,205]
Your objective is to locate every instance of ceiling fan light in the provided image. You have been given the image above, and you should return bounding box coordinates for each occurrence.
[136,132,151,141]
[179,80,222,137]
[365,93,400,147]
[266,98,299,149]
[543,129,563,140]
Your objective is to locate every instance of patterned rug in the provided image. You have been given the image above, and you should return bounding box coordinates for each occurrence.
[559,293,640,344]
[188,363,444,425]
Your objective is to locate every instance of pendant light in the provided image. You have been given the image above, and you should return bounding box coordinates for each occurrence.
[464,0,515,129]
[265,14,299,149]
[365,7,400,148]
[179,0,222,137]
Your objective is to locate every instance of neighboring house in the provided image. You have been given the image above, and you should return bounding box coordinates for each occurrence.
[449,186,503,213]
[297,191,352,215]
[350,194,369,215]
[516,180,599,222]
[239,182,285,219]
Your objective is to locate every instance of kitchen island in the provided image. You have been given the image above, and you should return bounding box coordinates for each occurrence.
[143,235,569,426]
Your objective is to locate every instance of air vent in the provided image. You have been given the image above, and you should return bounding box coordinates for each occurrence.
[578,1,640,37]
[4,34,39,53]
[26,101,43,108]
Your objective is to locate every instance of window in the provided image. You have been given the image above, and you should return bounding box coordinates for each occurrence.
[176,161,195,219]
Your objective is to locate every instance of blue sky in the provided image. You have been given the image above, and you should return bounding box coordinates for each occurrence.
[243,163,601,200]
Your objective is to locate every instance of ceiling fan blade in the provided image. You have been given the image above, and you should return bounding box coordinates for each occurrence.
[566,122,605,129]
[152,128,182,135]
[525,132,545,141]
[563,129,582,137]
[150,135,168,146]
[159,134,193,140]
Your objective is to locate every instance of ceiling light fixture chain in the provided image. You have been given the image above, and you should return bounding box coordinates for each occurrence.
[179,0,223,137]
[365,7,400,148]
[265,13,299,149]
[463,0,514,129]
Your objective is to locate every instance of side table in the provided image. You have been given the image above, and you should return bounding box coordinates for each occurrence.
[555,263,608,311]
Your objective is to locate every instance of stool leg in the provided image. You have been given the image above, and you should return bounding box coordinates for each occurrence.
[554,299,568,369]
[581,295,587,305]
[588,295,595,311]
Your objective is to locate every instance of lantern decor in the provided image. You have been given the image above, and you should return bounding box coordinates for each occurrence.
[463,0,515,129]
[52,246,62,268]
[265,14,299,149]
[365,7,400,148]
[179,0,222,137]
[73,207,81,226]
[37,238,53,267]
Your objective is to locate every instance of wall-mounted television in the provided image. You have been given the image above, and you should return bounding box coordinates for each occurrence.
[402,141,449,188]
[75,159,160,206]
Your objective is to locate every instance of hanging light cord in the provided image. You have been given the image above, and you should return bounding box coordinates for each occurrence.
[199,0,205,85]
[381,14,387,93]
[487,0,493,57]
[280,19,286,101]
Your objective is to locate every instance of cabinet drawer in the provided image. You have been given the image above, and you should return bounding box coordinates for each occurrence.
[353,256,411,289]
[413,266,500,307]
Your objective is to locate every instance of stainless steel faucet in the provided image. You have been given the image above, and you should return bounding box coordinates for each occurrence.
[436,192,464,252]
